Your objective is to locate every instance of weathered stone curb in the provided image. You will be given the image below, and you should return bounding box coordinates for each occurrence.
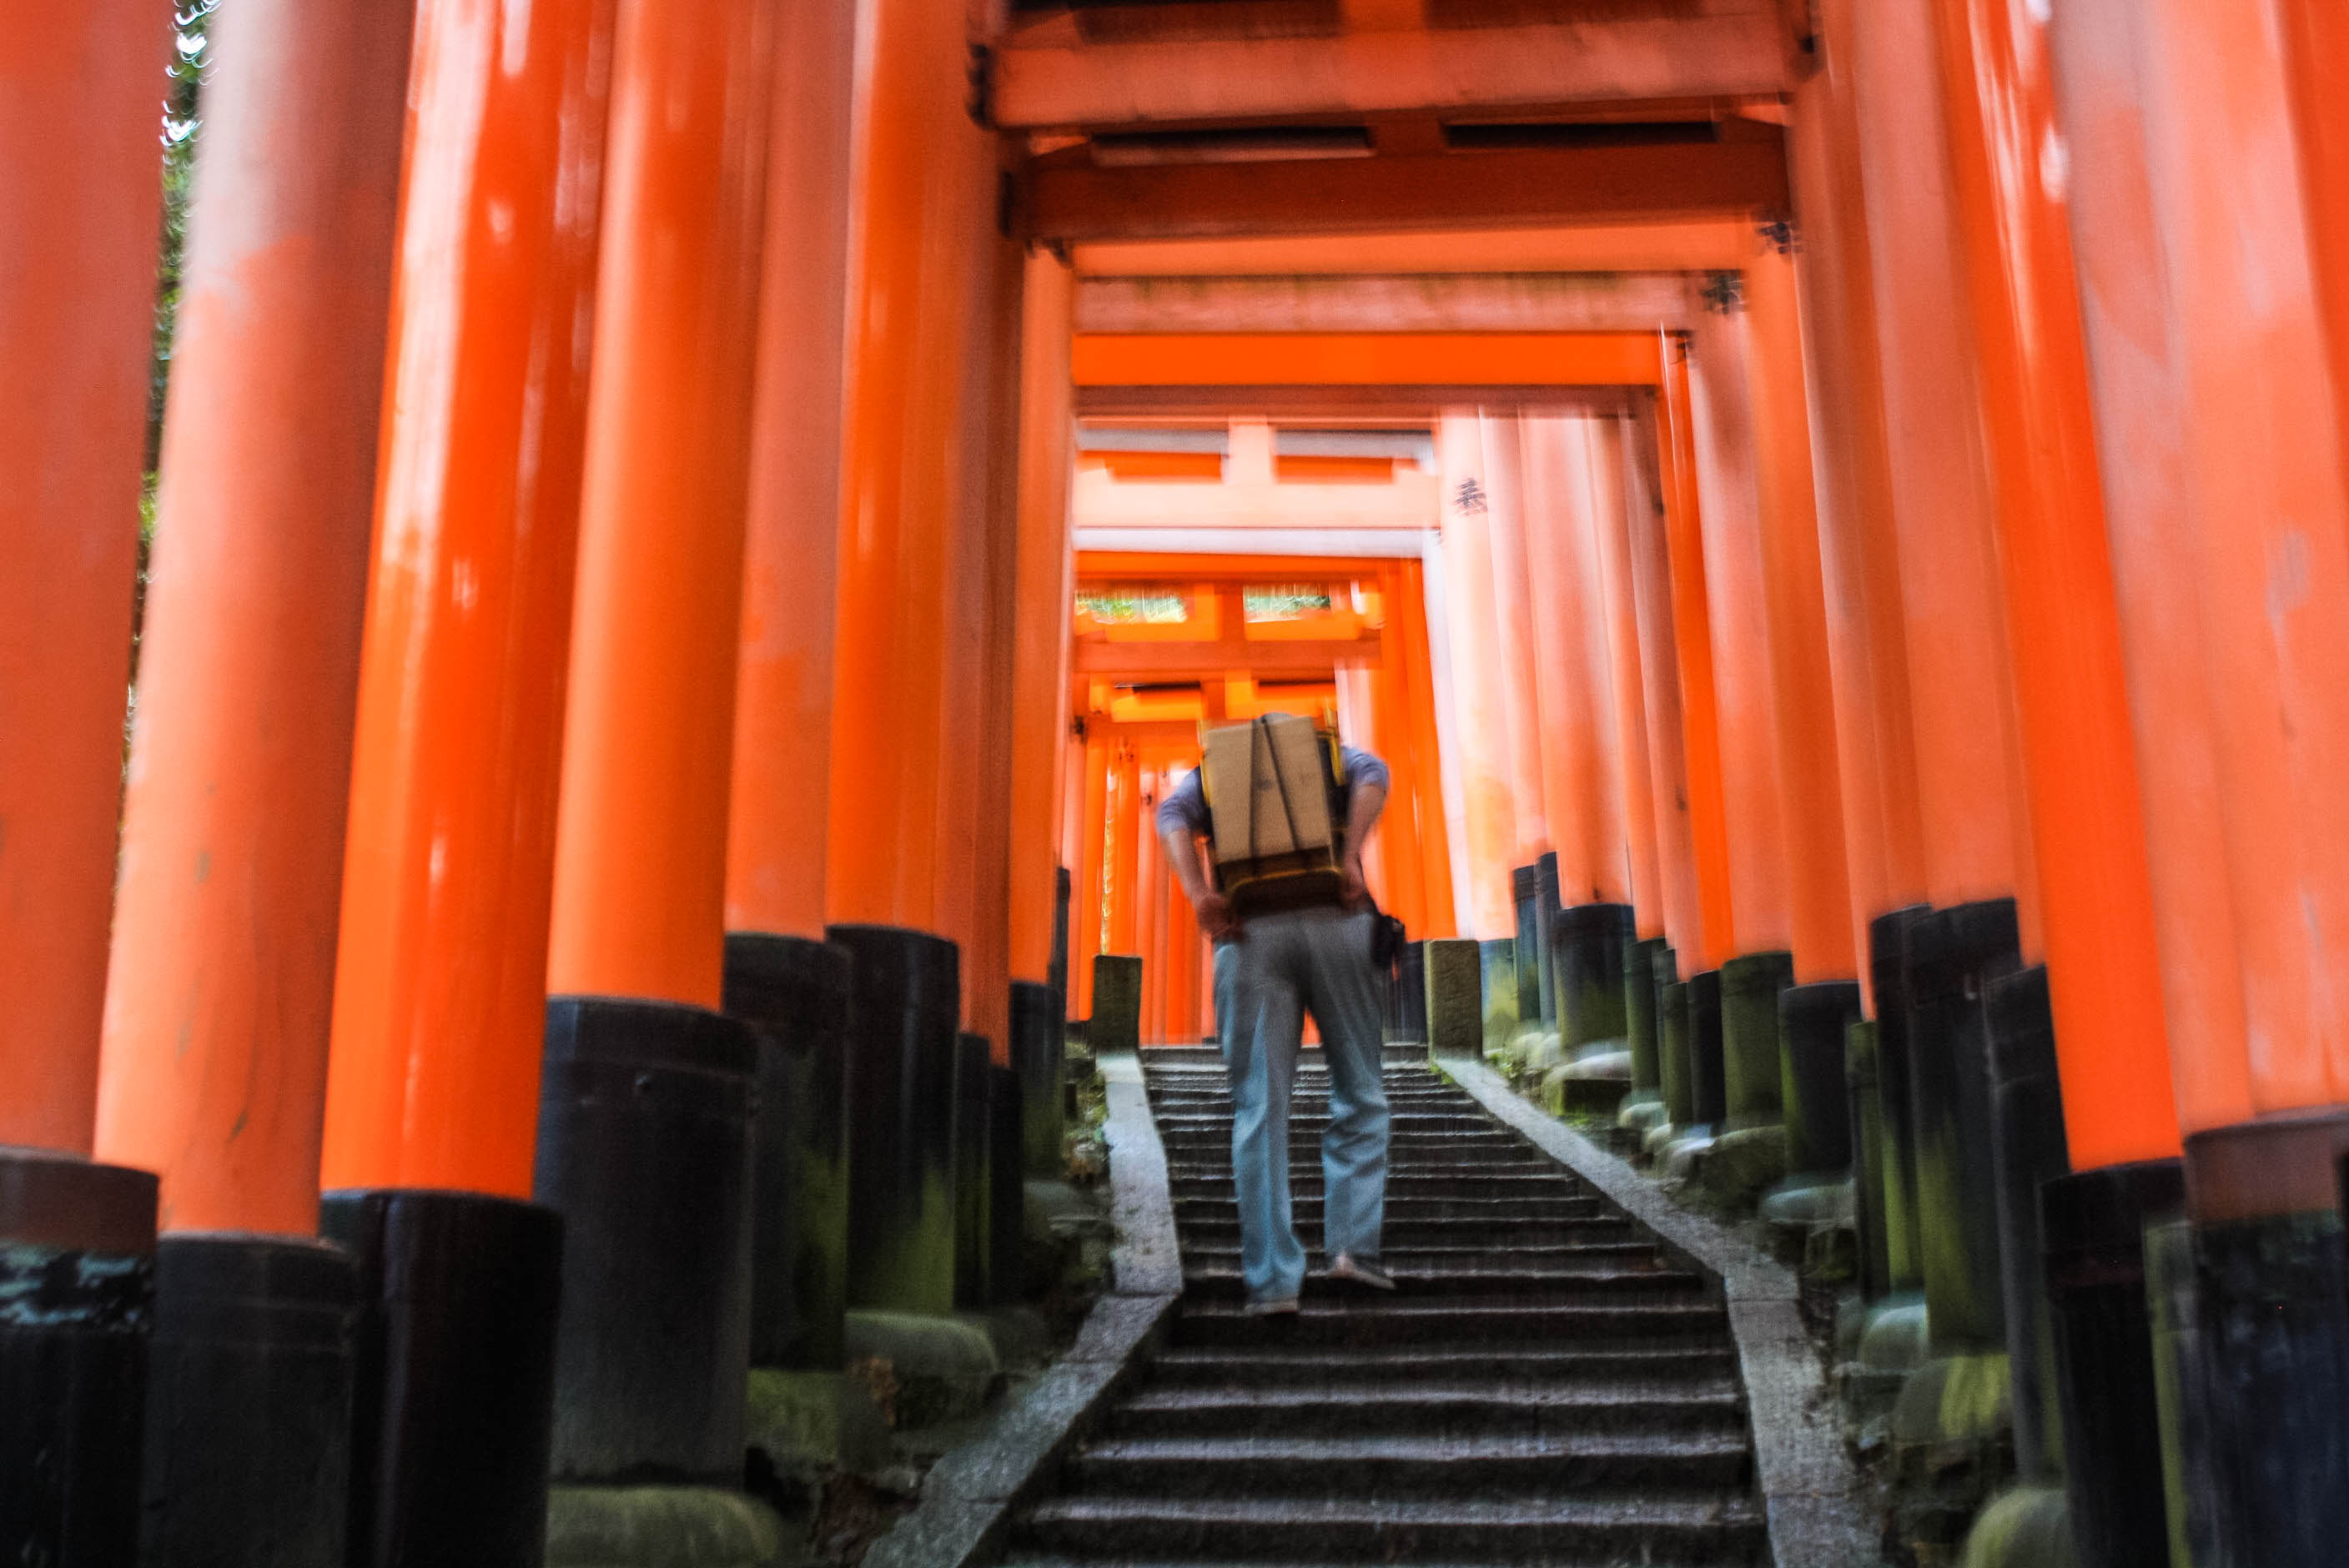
[863,1049,1180,1568]
[1437,1052,1887,1568]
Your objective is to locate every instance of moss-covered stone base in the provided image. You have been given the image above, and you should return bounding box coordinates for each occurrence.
[546,1486,786,1568]
[1959,1485,2076,1568]
[1697,1124,1788,1209]
[843,1311,1003,1430]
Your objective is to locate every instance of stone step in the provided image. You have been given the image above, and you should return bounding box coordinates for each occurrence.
[1169,1297,1727,1349]
[1103,1381,1746,1440]
[1165,1173,1586,1199]
[1062,1432,1754,1496]
[1015,1493,1768,1564]
[1145,1342,1738,1388]
[1156,1148,1552,1171]
[1174,1239,1664,1271]
[1170,1195,1613,1224]
[1177,1261,1703,1299]
[1172,1219,1639,1249]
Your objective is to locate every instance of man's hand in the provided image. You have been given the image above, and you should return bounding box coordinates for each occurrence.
[1339,854,1370,912]
[1196,891,1243,941]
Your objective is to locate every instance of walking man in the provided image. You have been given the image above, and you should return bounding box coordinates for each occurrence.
[1157,721,1394,1315]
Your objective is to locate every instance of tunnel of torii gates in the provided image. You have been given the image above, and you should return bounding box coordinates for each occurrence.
[15,0,2349,1560]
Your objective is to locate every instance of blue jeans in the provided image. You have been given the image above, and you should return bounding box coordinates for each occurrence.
[1212,905,1390,1302]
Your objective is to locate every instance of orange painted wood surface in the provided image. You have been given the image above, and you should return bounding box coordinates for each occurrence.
[1073,333,1664,389]
[1931,0,2177,1165]
[323,0,620,1199]
[1434,414,1522,938]
[1745,242,1857,982]
[1476,416,1553,864]
[546,0,777,1007]
[2054,0,2349,1130]
[1624,407,1709,962]
[726,0,861,941]
[1658,351,1738,970]
[0,0,175,1153]
[96,0,414,1234]
[1589,419,1667,939]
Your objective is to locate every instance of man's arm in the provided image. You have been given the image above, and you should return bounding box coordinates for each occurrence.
[1339,777,1388,910]
[1160,821,1240,940]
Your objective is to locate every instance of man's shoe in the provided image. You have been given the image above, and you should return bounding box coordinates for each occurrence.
[1328,1254,1396,1291]
[1244,1295,1300,1317]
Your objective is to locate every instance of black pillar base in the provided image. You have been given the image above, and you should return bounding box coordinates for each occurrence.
[1623,937,1665,1099]
[1778,980,1859,1174]
[1392,940,1427,1044]
[1653,950,1691,1127]
[1844,1018,1892,1301]
[323,1188,562,1568]
[1719,950,1794,1128]
[1984,965,2070,1480]
[1905,898,2020,1355]
[1687,968,1726,1128]
[2183,1111,2349,1565]
[953,1032,991,1310]
[1869,903,1933,1294]
[723,932,854,1373]
[2041,1158,2182,1568]
[987,1063,1024,1304]
[140,1233,357,1565]
[825,925,960,1316]
[1532,852,1562,1028]
[536,994,757,1485]
[0,1150,157,1565]
[1556,903,1635,1051]
[1010,978,1064,1179]
[1510,866,1542,1030]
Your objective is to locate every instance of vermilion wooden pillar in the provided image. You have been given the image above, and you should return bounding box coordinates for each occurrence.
[546,0,773,1008]
[1391,556,1460,937]
[823,0,998,962]
[1788,0,1932,1001]
[2052,0,2349,1134]
[1685,304,1793,957]
[1519,415,1627,907]
[1476,415,1552,863]
[2053,13,2349,1550]
[1009,252,1079,988]
[1073,721,1111,1018]
[96,0,414,1235]
[1744,240,1858,984]
[1657,350,1738,970]
[0,0,174,1156]
[1624,408,1707,965]
[1107,743,1142,959]
[1849,0,2037,937]
[1334,664,1392,906]
[1588,418,1664,941]
[2277,0,2349,514]
[1435,412,1522,937]
[726,0,863,942]
[324,0,620,1203]
[1929,0,2176,1168]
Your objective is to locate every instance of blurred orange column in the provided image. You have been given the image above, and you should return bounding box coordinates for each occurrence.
[1518,416,1627,906]
[2278,0,2349,501]
[1930,0,2177,1166]
[1849,0,2036,938]
[1745,240,1858,983]
[1009,252,1079,987]
[1588,418,1665,940]
[1334,664,1392,907]
[823,0,997,980]
[1435,413,1521,937]
[725,0,863,942]
[1135,769,1164,1041]
[1072,721,1110,1018]
[1657,349,1738,969]
[1106,743,1142,957]
[1389,557,1459,937]
[1624,410,1707,962]
[545,0,777,1006]
[0,0,174,1153]
[1685,303,1793,957]
[1789,0,1931,998]
[2052,0,2349,1132]
[1476,415,1552,863]
[322,0,621,1199]
[95,0,414,1234]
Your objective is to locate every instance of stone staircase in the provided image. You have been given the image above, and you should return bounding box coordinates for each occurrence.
[1001,1048,1769,1566]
